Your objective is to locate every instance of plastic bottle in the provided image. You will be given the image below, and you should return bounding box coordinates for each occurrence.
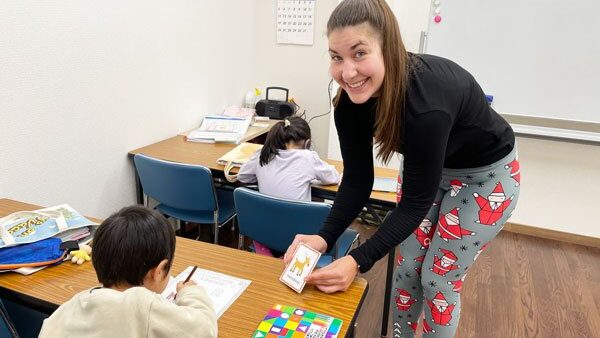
[244,88,261,108]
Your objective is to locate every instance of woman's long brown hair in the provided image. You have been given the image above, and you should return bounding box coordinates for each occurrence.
[327,0,410,164]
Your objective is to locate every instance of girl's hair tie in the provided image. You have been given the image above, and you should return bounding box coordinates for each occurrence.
[284,119,291,127]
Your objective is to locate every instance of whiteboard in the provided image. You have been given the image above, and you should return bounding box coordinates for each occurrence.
[426,0,600,125]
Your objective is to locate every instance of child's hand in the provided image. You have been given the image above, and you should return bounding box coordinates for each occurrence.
[176,280,197,293]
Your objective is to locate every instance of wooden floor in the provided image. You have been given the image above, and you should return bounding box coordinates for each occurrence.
[203,219,600,338]
[348,221,600,338]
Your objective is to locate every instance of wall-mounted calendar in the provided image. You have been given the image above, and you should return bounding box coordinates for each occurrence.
[277,0,315,45]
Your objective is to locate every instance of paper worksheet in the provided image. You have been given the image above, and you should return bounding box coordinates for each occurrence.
[372,176,398,192]
[161,266,251,318]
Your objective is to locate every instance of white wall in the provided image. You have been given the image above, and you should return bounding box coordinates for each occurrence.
[510,137,600,238]
[0,1,256,218]
[391,0,431,52]
[253,0,338,156]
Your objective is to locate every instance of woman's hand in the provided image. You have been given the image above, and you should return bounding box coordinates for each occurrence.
[283,234,328,265]
[305,255,359,293]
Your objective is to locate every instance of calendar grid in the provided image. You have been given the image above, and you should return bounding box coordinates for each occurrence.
[276,0,315,45]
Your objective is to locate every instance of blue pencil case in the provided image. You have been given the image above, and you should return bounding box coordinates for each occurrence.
[0,238,66,270]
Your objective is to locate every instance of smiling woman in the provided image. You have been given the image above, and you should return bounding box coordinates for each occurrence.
[283,0,521,337]
[327,23,385,105]
[327,0,409,164]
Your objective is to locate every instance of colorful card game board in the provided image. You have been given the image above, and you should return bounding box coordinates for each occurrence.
[253,304,343,338]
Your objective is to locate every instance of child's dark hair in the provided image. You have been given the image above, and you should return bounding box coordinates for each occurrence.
[92,206,175,288]
[259,116,311,166]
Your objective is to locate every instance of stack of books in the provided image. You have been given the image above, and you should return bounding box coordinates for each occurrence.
[186,115,252,144]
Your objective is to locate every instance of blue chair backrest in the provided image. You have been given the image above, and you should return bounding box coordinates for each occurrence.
[134,154,217,212]
[233,187,331,253]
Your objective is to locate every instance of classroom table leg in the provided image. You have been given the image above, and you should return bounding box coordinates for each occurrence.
[348,322,356,338]
[381,247,395,337]
[133,163,144,205]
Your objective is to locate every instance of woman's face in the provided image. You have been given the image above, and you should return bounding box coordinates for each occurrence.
[328,23,385,104]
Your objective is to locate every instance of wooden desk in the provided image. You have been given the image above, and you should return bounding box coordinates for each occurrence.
[0,199,368,337]
[129,120,279,171]
[128,137,398,207]
[129,135,238,171]
[323,159,397,205]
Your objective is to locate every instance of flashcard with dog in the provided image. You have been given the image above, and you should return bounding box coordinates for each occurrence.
[280,242,321,293]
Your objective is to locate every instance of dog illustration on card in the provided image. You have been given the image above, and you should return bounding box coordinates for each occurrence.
[290,255,311,276]
[280,243,321,293]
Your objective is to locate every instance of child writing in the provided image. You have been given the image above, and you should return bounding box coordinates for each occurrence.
[238,116,340,255]
[39,206,218,338]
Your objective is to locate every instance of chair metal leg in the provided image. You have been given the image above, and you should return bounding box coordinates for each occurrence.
[213,212,219,244]
[366,203,383,224]
[214,223,219,244]
[381,247,396,337]
[237,234,244,250]
[176,219,182,234]
[134,167,144,205]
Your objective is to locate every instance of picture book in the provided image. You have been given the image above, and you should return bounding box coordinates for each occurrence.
[161,266,251,318]
[253,304,343,338]
[0,204,97,248]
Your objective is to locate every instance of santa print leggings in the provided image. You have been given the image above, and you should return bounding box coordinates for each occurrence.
[392,147,520,338]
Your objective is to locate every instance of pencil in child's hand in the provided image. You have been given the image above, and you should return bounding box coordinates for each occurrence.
[174,266,198,300]
[183,265,198,283]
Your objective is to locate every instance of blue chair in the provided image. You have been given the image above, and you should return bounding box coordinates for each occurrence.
[133,154,236,244]
[233,187,359,266]
[0,300,18,338]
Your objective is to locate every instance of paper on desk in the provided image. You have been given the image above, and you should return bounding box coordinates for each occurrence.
[161,266,251,318]
[0,265,47,275]
[372,176,397,192]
